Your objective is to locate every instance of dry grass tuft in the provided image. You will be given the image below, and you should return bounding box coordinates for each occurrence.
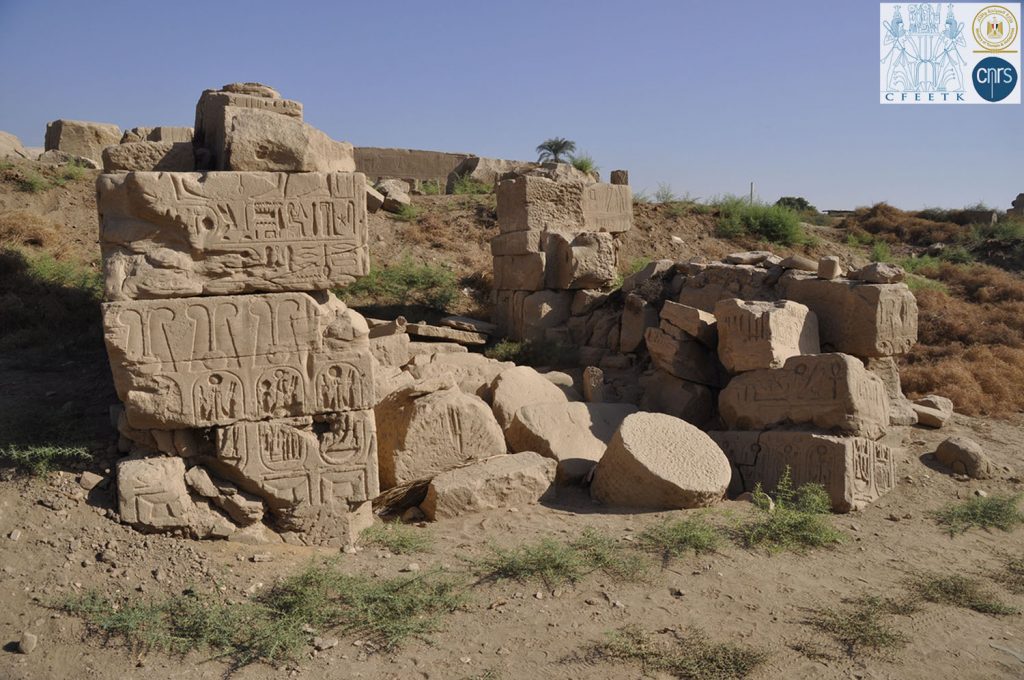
[840,203,964,246]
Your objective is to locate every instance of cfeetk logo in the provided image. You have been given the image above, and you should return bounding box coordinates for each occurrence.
[881,3,1021,104]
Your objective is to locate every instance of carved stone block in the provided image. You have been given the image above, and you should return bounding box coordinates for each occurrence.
[99,171,369,300]
[102,291,374,428]
[194,84,303,170]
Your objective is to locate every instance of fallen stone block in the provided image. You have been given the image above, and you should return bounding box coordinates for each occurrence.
[718,353,890,439]
[441,315,497,335]
[934,436,992,479]
[506,402,638,483]
[710,430,898,512]
[369,332,411,368]
[421,452,556,520]
[638,371,716,427]
[103,291,373,428]
[714,298,820,373]
[522,290,572,341]
[194,83,303,170]
[407,352,513,399]
[102,141,195,172]
[590,412,731,510]
[546,231,617,289]
[225,109,355,173]
[724,251,774,265]
[619,294,659,353]
[644,325,725,387]
[779,254,817,272]
[365,185,384,213]
[99,172,369,300]
[376,384,505,488]
[817,256,842,279]
[660,301,717,348]
[850,262,906,284]
[406,322,487,346]
[44,119,121,163]
[490,365,570,431]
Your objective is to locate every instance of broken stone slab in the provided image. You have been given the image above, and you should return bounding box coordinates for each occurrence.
[194,83,303,170]
[102,142,195,172]
[377,178,412,213]
[934,436,992,479]
[496,175,632,234]
[621,259,674,294]
[850,262,906,284]
[493,253,546,291]
[121,126,193,144]
[369,332,411,368]
[582,365,606,402]
[103,291,373,429]
[638,371,716,428]
[490,365,571,431]
[779,277,918,357]
[44,119,121,163]
[714,298,820,373]
[817,256,843,279]
[117,455,235,538]
[619,294,659,353]
[407,341,468,359]
[912,394,953,428]
[490,230,543,256]
[441,315,497,335]
[367,316,408,336]
[865,357,918,426]
[719,353,890,439]
[779,254,817,272]
[406,322,487,346]
[591,412,731,510]
[724,251,773,265]
[521,290,573,342]
[710,430,898,512]
[365,185,384,213]
[506,402,638,483]
[545,231,617,289]
[644,325,725,387]
[421,452,556,520]
[184,465,265,526]
[375,384,505,488]
[224,110,354,173]
[407,352,514,399]
[660,301,717,349]
[99,171,369,300]
[278,499,373,547]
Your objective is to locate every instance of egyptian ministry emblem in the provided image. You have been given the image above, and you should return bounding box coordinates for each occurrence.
[973,5,1018,52]
[882,3,967,94]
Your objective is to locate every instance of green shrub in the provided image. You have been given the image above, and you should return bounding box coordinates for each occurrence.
[17,171,49,193]
[738,468,843,552]
[362,521,432,554]
[337,258,459,311]
[653,183,677,204]
[451,174,492,195]
[391,203,421,222]
[807,595,913,658]
[637,517,722,563]
[993,555,1024,594]
[932,494,1024,536]
[715,196,806,245]
[909,573,1019,615]
[775,196,815,212]
[570,153,598,175]
[420,180,442,195]
[869,241,892,262]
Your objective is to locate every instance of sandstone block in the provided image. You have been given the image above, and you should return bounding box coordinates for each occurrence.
[582,365,606,402]
[121,126,194,144]
[490,230,543,256]
[644,325,724,387]
[609,169,629,185]
[817,256,842,279]
[718,353,890,439]
[492,289,530,339]
[620,294,659,353]
[934,436,992,479]
[850,262,906,284]
[571,289,608,316]
[278,499,373,547]
[714,299,820,373]
[365,185,384,213]
[490,365,570,431]
[354,147,471,184]
[44,119,121,162]
[546,231,616,289]
[421,452,555,520]
[522,290,572,341]
[224,110,354,173]
[494,253,546,291]
[660,301,717,348]
[406,322,486,345]
[676,263,777,312]
[103,291,373,428]
[99,171,369,300]
[591,412,731,509]
[369,332,411,368]
[102,141,195,172]
[621,259,673,294]
[447,156,534,193]
[779,254,817,272]
[441,315,497,335]
[638,371,716,427]
[375,385,505,488]
[912,395,953,428]
[194,84,303,170]
[724,251,773,265]
[496,176,631,234]
[780,278,918,357]
[407,351,513,398]
[506,402,638,483]
[710,430,898,512]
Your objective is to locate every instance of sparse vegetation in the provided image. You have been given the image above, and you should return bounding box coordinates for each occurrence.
[450,174,492,195]
[337,257,459,311]
[570,153,598,175]
[391,203,421,222]
[592,625,766,680]
[535,137,576,164]
[637,516,722,563]
[992,555,1024,595]
[61,562,465,668]
[484,338,576,367]
[737,468,844,552]
[932,494,1024,536]
[420,180,442,195]
[806,595,913,658]
[714,196,806,246]
[362,521,433,554]
[2,159,90,193]
[478,529,646,588]
[909,573,1020,616]
[653,183,677,204]
[869,240,892,263]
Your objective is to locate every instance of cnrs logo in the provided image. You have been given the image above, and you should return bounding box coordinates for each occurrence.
[973,56,1019,101]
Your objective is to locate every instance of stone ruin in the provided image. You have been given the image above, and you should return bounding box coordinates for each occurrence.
[98,82,943,548]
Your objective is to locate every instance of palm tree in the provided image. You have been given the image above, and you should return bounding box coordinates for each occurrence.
[535,137,576,164]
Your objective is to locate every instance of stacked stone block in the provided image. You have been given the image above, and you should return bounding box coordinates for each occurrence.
[491,172,633,341]
[102,84,377,545]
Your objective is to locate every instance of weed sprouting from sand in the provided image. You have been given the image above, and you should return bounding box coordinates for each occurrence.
[909,573,1020,616]
[992,555,1024,595]
[391,203,421,222]
[637,516,722,563]
[61,562,464,668]
[451,174,492,195]
[337,258,459,311]
[362,521,433,554]
[478,529,646,588]
[737,468,843,552]
[592,624,766,679]
[806,595,914,658]
[932,494,1024,536]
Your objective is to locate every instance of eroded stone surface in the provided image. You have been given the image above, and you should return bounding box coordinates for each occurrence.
[44,119,121,162]
[590,412,730,509]
[710,430,898,512]
[935,436,991,479]
[496,176,631,234]
[714,299,820,373]
[660,301,717,348]
[490,366,571,431]
[421,452,555,519]
[718,353,890,439]
[103,291,373,428]
[194,84,303,170]
[546,231,617,289]
[225,110,354,173]
[102,142,195,172]
[99,172,369,300]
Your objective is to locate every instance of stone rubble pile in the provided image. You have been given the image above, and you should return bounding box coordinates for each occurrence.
[102,84,380,545]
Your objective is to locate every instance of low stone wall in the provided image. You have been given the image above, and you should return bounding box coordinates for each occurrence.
[354,147,471,185]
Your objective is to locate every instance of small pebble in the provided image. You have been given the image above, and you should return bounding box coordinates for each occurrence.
[9,529,21,541]
[313,636,338,651]
[18,632,37,654]
[975,489,989,498]
[401,563,420,573]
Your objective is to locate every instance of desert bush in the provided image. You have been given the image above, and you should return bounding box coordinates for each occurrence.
[570,153,598,175]
[653,183,677,204]
[637,517,722,563]
[0,398,95,475]
[992,555,1024,595]
[714,196,806,245]
[839,203,964,246]
[775,196,815,212]
[592,625,766,679]
[806,595,914,658]
[362,521,432,554]
[909,573,1019,615]
[932,494,1024,536]
[870,241,892,263]
[391,203,420,222]
[737,468,843,552]
[420,180,442,195]
[451,174,492,195]
[337,258,458,311]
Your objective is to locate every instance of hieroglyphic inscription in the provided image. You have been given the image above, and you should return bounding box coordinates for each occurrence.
[710,431,897,512]
[103,292,373,428]
[99,172,369,300]
[212,412,378,511]
[581,183,633,233]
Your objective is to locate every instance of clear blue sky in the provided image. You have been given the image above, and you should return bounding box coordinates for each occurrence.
[0,0,1020,210]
